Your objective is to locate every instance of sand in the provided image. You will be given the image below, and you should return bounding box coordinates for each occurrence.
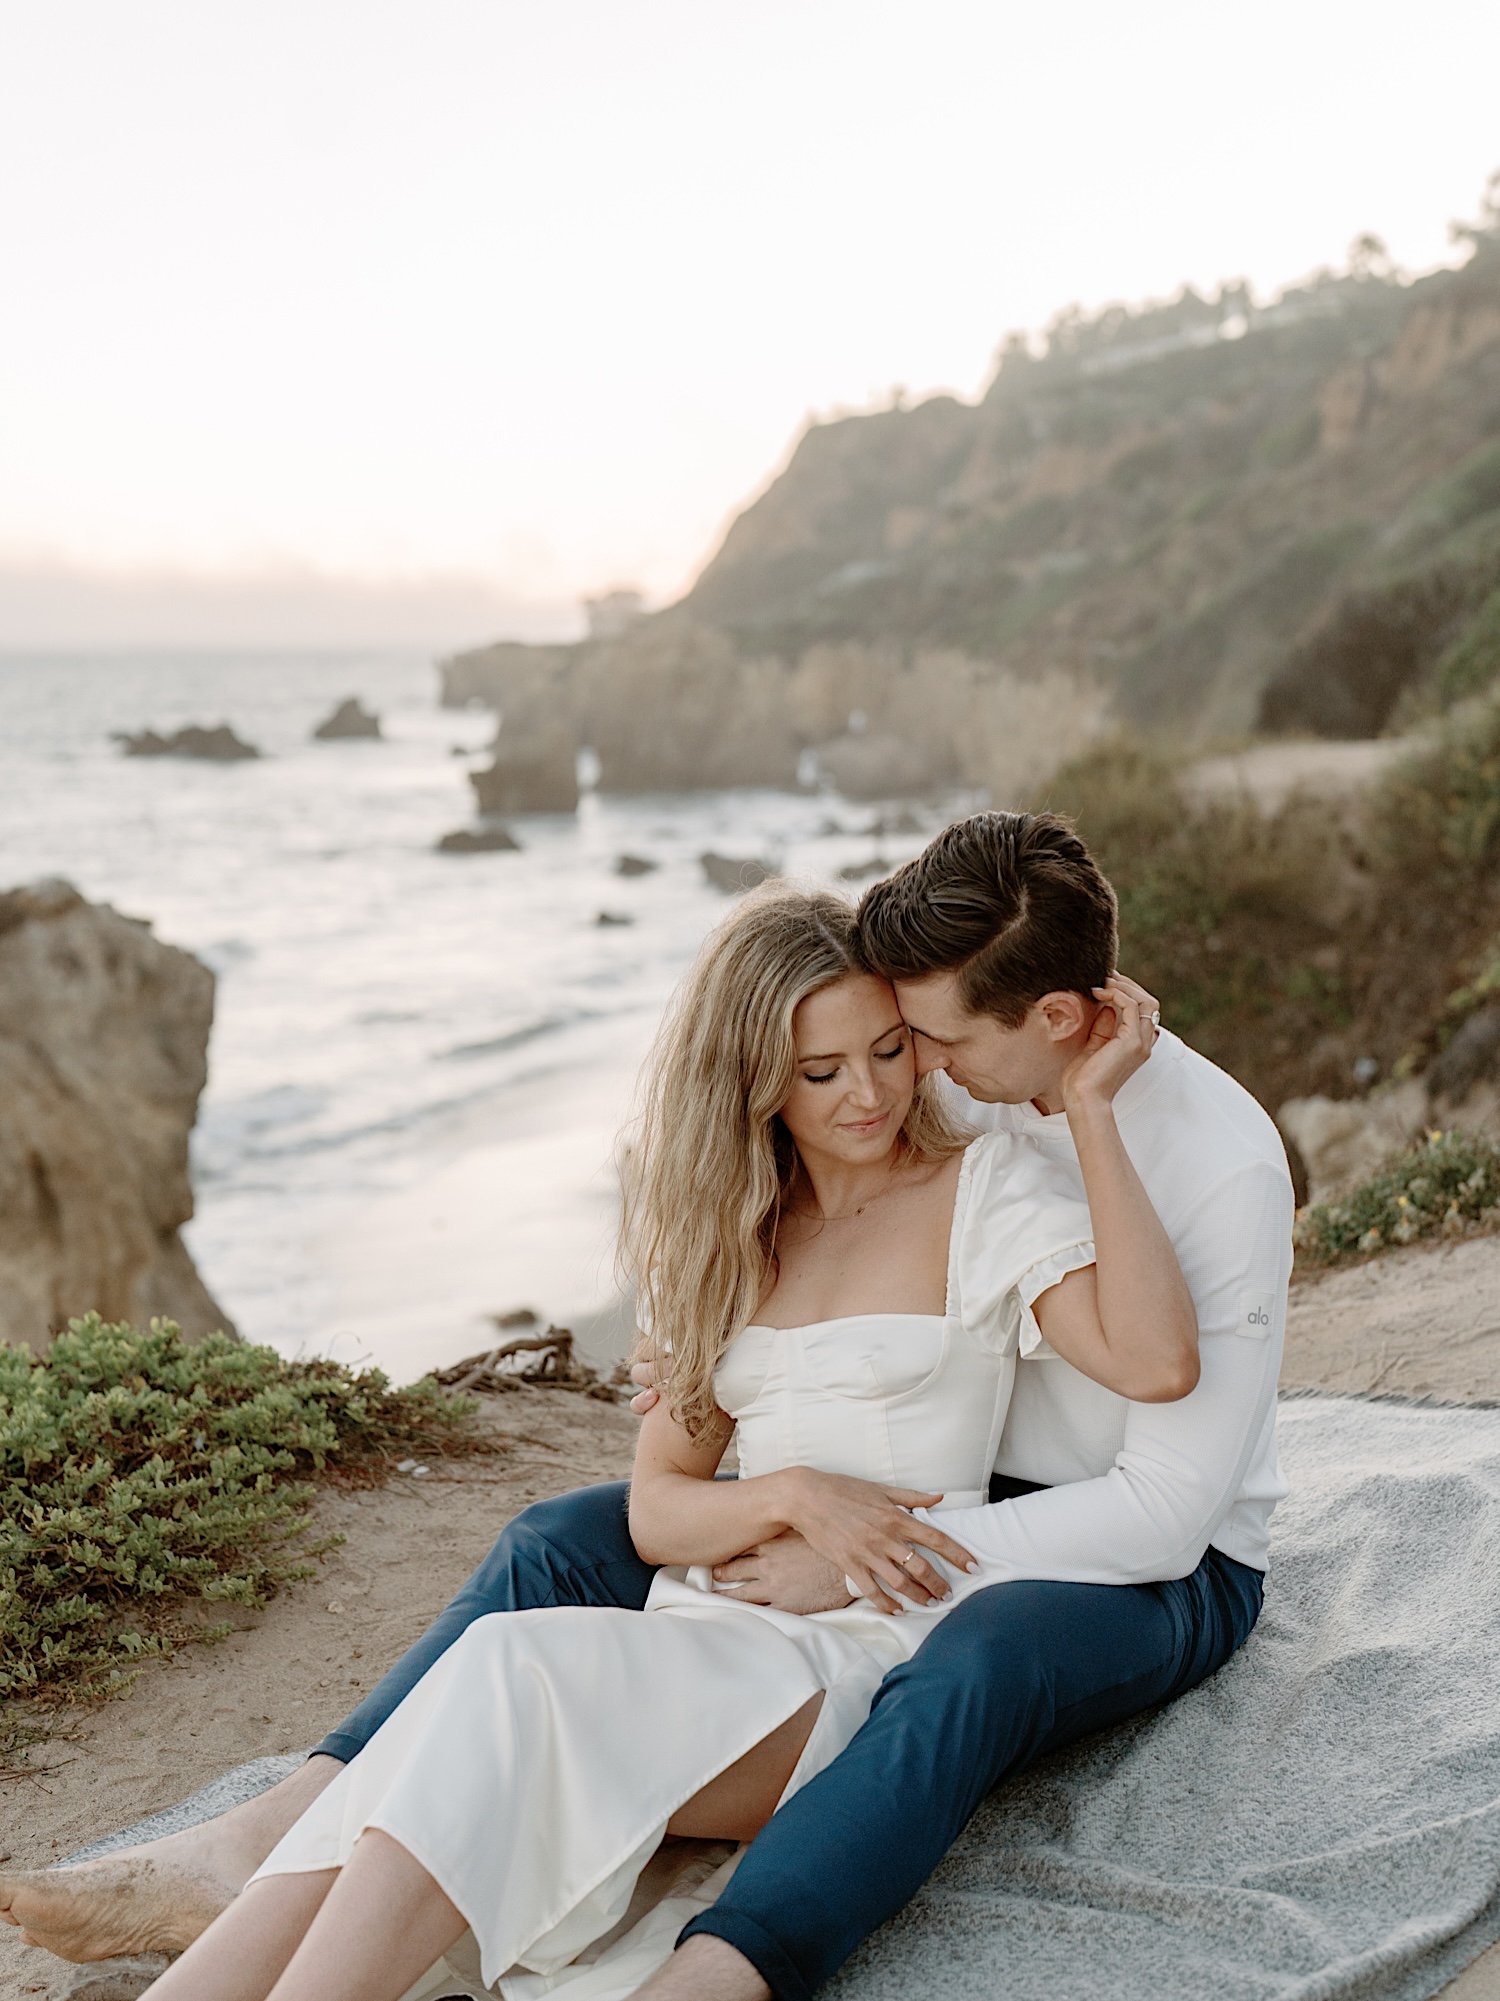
[4,1237,1499,2000]
[1182,736,1416,815]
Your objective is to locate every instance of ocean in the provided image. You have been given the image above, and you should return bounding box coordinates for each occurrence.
[0,650,939,1382]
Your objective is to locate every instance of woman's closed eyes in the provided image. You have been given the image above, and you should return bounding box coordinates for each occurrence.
[803,1037,907,1086]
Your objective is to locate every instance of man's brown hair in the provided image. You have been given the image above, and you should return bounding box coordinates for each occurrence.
[855,811,1118,1027]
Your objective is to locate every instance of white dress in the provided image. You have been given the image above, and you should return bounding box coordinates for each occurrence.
[251,1131,1094,2001]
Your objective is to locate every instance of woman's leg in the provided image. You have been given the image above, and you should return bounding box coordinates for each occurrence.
[139,1870,336,2001]
[139,1833,466,2001]
[139,1695,825,2001]
[262,1835,466,2001]
[0,1482,646,1966]
[666,1695,823,1842]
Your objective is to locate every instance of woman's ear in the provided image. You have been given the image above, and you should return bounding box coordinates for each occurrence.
[1037,989,1091,1040]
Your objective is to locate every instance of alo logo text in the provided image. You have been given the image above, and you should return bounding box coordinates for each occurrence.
[1234,1292,1278,1337]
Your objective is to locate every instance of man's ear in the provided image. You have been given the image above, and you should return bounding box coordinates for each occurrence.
[1036,990,1092,1040]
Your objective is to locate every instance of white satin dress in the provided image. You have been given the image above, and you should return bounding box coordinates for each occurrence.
[251,1131,1095,2001]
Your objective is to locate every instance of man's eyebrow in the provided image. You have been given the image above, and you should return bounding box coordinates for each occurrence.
[797,1020,906,1063]
[905,1023,952,1046]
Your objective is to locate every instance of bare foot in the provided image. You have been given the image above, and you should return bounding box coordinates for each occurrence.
[0,1755,340,1963]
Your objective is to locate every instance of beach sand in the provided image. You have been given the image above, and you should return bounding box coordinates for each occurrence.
[3,1236,1499,2000]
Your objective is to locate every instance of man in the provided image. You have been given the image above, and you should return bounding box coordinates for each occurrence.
[2,812,1292,2001]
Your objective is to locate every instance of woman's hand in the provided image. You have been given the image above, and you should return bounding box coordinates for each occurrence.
[780,1467,977,1615]
[1060,972,1160,1116]
[628,1359,661,1414]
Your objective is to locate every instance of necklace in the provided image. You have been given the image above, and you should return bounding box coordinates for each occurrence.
[789,1181,897,1223]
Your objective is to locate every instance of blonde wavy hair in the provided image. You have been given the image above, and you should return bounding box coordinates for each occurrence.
[618,881,970,1440]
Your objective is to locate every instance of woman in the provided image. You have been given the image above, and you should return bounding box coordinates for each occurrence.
[140,885,1196,2001]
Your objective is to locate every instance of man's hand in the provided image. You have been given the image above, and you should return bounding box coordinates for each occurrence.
[1061,971,1160,1115]
[710,1531,853,1614]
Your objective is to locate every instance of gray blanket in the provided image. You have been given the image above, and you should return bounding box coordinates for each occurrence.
[69,1392,1500,2000]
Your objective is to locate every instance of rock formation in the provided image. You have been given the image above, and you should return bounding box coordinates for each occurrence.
[1280,1017,1500,1207]
[436,825,522,854]
[434,217,1500,790]
[0,880,233,1353]
[469,713,580,816]
[113,724,262,761]
[312,697,382,740]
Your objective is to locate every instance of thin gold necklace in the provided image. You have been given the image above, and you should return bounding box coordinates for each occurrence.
[790,1177,899,1223]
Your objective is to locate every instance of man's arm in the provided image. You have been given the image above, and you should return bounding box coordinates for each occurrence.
[931,1159,1292,1587]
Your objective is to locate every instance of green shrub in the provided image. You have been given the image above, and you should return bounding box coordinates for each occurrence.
[0,1317,484,1729]
[1294,1129,1500,1266]
[1037,735,1349,1052]
[1376,689,1500,876]
[1395,440,1500,555]
[1436,583,1500,704]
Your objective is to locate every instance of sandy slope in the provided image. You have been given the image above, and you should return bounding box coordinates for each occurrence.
[4,1237,1499,2000]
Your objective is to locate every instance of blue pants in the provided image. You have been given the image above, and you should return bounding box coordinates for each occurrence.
[315,1477,1263,2000]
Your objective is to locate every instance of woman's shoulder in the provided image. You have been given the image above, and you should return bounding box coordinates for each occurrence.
[961,1126,1085,1204]
[952,1129,1093,1304]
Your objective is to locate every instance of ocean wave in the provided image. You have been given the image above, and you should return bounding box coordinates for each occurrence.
[436,1012,592,1064]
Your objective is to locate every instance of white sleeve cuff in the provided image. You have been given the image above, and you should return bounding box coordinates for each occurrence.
[1016,1238,1095,1354]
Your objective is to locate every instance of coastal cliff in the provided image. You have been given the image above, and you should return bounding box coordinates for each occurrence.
[0,880,232,1352]
[440,196,1500,794]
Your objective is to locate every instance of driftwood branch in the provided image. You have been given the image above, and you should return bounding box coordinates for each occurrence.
[434,1326,621,1402]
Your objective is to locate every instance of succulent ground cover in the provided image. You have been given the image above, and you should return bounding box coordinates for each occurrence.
[1293,1129,1500,1267]
[0,1316,486,1759]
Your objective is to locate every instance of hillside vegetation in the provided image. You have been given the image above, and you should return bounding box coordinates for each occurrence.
[1033,687,1500,1116]
[443,176,1500,794]
[685,178,1500,740]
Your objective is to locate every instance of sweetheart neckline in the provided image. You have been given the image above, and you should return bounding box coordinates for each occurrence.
[741,1311,952,1333]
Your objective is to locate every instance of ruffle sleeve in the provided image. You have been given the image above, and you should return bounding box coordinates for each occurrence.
[950,1131,1096,1357]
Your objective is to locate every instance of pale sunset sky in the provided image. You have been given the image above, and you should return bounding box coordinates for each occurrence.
[2,0,1498,647]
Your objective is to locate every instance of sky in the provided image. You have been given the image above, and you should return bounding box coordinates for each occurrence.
[2,0,1498,649]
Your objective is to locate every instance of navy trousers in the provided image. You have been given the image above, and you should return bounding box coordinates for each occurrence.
[314,1477,1263,2000]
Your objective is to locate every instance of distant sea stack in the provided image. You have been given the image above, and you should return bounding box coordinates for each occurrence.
[436,824,522,854]
[469,719,581,815]
[312,697,382,741]
[0,880,234,1353]
[113,723,262,761]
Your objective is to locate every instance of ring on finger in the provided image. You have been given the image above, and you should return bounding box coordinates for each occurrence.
[899,1547,920,1570]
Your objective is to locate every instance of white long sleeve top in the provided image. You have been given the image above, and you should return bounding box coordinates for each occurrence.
[921,1030,1294,1582]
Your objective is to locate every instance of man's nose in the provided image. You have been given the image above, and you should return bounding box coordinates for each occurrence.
[912,1043,946,1077]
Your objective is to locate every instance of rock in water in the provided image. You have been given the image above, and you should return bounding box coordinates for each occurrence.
[312,697,382,740]
[0,880,234,1352]
[700,852,774,894]
[436,825,522,854]
[112,723,262,761]
[614,853,659,877]
[470,717,580,816]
